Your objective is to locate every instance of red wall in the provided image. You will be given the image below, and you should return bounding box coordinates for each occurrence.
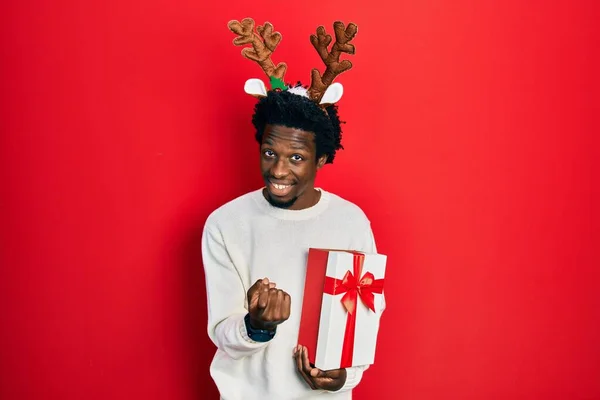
[1,1,598,399]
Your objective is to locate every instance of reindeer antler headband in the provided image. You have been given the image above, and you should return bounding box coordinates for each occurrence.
[227,18,358,105]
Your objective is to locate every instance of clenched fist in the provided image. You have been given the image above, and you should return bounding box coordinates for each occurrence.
[247,278,291,330]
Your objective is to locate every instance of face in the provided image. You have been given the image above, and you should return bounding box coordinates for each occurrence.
[260,124,327,210]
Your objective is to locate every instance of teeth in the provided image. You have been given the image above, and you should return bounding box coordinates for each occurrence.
[273,183,290,190]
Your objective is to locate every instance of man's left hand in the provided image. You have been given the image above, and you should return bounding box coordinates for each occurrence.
[293,345,347,391]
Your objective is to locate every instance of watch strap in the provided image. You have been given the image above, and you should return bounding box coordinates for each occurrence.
[244,313,276,342]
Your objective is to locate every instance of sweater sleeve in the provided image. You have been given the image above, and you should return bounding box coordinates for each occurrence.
[201,223,271,359]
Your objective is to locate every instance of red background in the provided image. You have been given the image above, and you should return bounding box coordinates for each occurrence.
[1,1,598,399]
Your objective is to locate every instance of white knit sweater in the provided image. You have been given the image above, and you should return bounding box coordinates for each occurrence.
[201,188,377,399]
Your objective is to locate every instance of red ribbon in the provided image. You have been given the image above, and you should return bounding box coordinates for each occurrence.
[322,252,385,368]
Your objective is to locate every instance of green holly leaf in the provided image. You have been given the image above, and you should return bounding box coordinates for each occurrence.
[270,76,287,91]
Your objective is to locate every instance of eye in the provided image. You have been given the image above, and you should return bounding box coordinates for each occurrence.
[263,150,276,158]
[291,154,304,162]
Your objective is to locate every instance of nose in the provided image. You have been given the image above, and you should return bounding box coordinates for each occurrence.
[270,158,288,178]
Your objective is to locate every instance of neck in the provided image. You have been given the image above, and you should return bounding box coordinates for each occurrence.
[254,187,330,221]
[262,187,321,210]
[290,187,321,210]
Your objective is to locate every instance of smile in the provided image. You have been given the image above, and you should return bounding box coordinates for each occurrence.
[273,183,291,190]
[268,180,294,197]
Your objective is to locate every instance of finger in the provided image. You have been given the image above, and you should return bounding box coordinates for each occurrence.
[295,346,316,389]
[301,347,326,389]
[253,278,270,291]
[318,368,347,391]
[275,290,289,322]
[257,285,270,309]
[301,346,319,376]
[248,279,263,297]
[294,345,304,370]
[268,282,276,289]
[251,277,268,291]
[303,346,327,382]
[310,368,322,378]
[276,290,284,318]
[322,368,343,379]
[282,293,291,320]
[266,288,280,314]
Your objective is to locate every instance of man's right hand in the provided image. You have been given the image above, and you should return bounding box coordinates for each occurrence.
[247,278,291,330]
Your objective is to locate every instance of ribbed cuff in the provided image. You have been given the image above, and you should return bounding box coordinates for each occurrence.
[238,314,260,343]
[335,367,364,392]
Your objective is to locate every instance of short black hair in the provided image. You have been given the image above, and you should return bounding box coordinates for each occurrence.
[251,88,344,164]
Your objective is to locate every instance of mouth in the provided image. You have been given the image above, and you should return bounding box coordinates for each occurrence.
[267,180,294,197]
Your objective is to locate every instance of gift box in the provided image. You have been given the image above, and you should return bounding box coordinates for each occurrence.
[298,248,387,370]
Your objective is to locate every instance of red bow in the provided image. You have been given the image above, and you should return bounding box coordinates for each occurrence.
[322,252,385,368]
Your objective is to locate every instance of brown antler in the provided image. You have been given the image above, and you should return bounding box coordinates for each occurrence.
[308,21,358,103]
[228,18,287,81]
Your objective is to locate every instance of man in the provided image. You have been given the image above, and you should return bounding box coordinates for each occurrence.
[201,18,377,399]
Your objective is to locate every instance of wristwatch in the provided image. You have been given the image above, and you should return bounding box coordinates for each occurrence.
[244,313,276,342]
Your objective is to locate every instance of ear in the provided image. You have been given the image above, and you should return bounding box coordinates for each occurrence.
[244,78,268,97]
[319,82,343,105]
[316,154,328,169]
